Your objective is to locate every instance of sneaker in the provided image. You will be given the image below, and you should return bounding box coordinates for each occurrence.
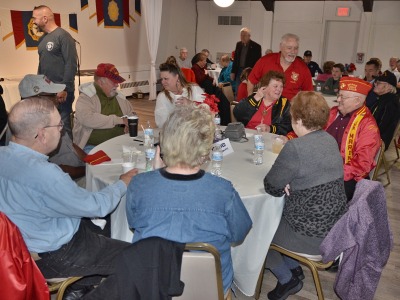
[267,276,303,300]
[290,266,305,280]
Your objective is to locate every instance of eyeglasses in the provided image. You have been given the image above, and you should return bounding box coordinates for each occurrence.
[35,120,64,139]
[336,94,358,101]
[374,81,386,86]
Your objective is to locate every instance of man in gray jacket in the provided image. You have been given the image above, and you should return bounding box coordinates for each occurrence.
[73,63,133,153]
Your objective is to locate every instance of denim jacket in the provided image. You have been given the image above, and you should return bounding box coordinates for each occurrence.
[126,168,252,293]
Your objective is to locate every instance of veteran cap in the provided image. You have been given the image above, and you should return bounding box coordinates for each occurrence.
[18,74,66,98]
[339,77,372,95]
[304,50,312,57]
[95,63,126,84]
[374,70,397,87]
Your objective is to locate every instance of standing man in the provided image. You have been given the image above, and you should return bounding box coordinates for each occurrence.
[247,33,313,100]
[325,77,381,200]
[303,50,322,77]
[33,5,77,138]
[230,27,262,91]
[176,47,191,69]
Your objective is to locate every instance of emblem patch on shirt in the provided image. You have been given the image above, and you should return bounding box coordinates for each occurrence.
[46,42,54,51]
[291,72,299,82]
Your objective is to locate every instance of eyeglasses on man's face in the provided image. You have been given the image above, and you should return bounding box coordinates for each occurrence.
[336,94,359,101]
[35,120,64,139]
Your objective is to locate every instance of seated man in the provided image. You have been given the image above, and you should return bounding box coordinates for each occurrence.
[18,74,86,179]
[368,70,400,151]
[0,97,137,299]
[322,63,344,95]
[325,77,381,200]
[73,63,133,153]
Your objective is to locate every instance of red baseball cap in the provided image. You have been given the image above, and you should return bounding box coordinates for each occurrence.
[95,63,125,84]
[339,77,372,95]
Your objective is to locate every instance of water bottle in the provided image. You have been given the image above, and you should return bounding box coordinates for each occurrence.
[145,144,156,172]
[316,82,322,92]
[214,113,222,142]
[315,70,319,79]
[253,132,264,165]
[144,121,154,148]
[210,145,223,176]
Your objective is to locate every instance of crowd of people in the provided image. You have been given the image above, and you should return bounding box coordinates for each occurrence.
[0,5,399,299]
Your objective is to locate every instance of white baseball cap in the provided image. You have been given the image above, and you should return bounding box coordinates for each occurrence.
[18,74,66,98]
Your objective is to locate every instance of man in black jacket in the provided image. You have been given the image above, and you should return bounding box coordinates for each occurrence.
[230,27,262,93]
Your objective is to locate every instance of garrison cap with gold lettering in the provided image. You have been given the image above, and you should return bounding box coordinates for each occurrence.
[339,77,372,95]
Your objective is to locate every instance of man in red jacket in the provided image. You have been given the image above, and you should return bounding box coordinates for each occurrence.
[325,77,381,200]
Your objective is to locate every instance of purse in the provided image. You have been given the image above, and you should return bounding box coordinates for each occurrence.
[223,122,248,142]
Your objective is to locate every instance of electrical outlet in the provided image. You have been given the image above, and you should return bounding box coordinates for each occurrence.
[128,74,131,79]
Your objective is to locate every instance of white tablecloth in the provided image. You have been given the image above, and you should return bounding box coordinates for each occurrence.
[1,75,94,111]
[208,68,222,83]
[86,130,284,296]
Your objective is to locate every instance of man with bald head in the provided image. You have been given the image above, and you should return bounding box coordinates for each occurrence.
[0,98,137,299]
[230,27,261,91]
[33,5,77,138]
[325,77,381,200]
[247,33,313,99]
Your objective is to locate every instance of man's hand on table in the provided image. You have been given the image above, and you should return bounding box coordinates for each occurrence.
[120,168,138,186]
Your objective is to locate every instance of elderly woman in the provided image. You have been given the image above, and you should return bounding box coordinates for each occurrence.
[154,63,205,128]
[126,104,252,298]
[191,52,232,125]
[322,63,344,95]
[264,91,347,299]
[233,70,292,135]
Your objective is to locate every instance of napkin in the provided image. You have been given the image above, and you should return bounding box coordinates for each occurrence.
[84,150,111,165]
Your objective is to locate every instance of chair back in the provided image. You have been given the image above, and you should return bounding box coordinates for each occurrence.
[221,83,235,104]
[174,242,224,300]
[0,212,49,300]
[370,140,387,181]
[181,68,196,83]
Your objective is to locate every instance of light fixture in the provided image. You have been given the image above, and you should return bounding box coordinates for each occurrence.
[213,0,235,8]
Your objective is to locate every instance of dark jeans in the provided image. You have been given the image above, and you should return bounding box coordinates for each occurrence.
[58,90,75,139]
[344,179,357,202]
[36,220,130,290]
[200,79,232,125]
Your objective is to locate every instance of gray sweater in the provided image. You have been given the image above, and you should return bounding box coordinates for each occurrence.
[264,130,347,238]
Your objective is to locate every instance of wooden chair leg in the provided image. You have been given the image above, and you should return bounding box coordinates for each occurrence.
[254,257,267,300]
[382,153,391,185]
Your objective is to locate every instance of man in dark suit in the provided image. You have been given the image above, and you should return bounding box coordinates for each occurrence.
[230,27,262,93]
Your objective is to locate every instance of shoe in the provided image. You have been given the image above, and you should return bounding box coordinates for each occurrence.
[290,266,305,280]
[267,276,303,300]
[63,286,93,300]
[325,257,340,273]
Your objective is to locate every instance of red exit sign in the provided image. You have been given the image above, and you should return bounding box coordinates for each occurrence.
[337,7,351,17]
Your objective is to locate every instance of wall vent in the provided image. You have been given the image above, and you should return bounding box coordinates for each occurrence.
[218,16,242,26]
[119,80,149,96]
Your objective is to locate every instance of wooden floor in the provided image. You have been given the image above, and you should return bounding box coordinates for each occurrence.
[130,96,400,300]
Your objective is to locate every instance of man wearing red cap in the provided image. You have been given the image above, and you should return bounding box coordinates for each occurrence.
[325,77,381,200]
[73,63,133,153]
[247,33,313,100]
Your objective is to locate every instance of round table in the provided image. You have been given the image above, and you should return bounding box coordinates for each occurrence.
[86,130,284,296]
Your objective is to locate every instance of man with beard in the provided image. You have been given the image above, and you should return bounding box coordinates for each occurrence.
[72,63,133,153]
[33,5,77,138]
[247,33,313,100]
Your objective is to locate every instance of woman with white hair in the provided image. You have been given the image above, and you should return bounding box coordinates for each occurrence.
[126,104,252,299]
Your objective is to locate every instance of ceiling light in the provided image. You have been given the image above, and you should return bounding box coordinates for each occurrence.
[213,0,235,8]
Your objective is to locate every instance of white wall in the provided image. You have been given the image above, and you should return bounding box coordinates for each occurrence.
[1,1,400,81]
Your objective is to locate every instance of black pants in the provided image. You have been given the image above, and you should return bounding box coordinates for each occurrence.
[36,221,130,291]
[344,179,357,202]
[200,79,232,125]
